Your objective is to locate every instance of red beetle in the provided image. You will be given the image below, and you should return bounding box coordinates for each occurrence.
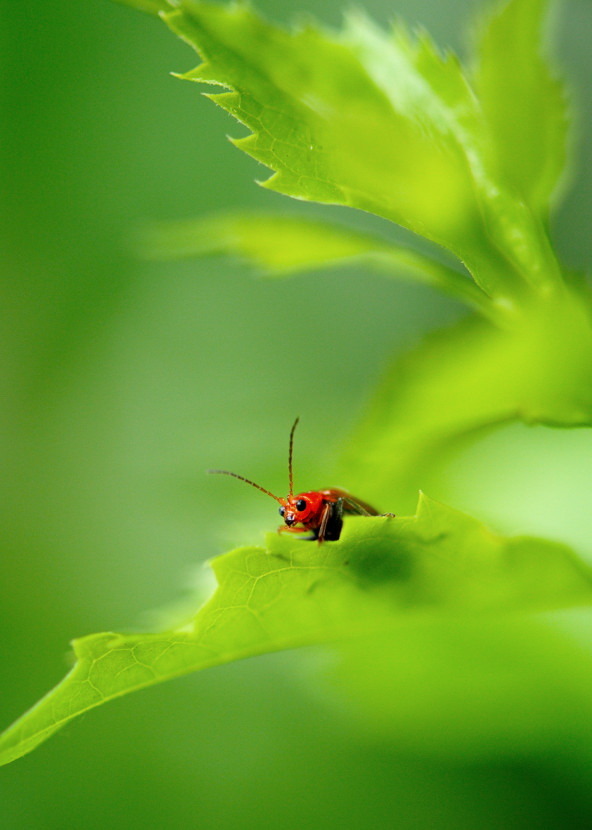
[209,418,394,542]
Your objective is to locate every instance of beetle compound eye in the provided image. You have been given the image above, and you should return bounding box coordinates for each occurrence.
[295,499,306,511]
[279,506,285,517]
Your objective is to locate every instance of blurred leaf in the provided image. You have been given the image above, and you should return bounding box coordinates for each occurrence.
[164,1,562,299]
[111,0,171,15]
[334,609,592,759]
[2,494,590,766]
[473,0,570,216]
[341,289,592,510]
[140,212,491,312]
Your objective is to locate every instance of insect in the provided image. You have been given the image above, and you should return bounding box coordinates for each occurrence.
[208,418,394,543]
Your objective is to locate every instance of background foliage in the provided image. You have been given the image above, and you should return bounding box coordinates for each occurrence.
[2,0,592,827]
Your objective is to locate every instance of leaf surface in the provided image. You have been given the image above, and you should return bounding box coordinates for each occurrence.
[2,495,590,766]
[341,290,592,510]
[140,212,490,311]
[164,1,562,298]
[473,0,570,215]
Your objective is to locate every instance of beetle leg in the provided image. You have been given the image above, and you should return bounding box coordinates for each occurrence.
[317,500,338,544]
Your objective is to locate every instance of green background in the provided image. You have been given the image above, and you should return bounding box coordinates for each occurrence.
[2,0,592,826]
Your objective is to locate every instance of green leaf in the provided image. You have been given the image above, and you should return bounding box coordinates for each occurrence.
[1,495,591,766]
[473,0,570,216]
[340,289,592,511]
[111,0,172,15]
[139,211,492,313]
[334,610,592,759]
[164,2,561,299]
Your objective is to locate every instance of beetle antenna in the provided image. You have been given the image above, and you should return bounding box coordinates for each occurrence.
[288,416,299,496]
[207,469,282,503]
